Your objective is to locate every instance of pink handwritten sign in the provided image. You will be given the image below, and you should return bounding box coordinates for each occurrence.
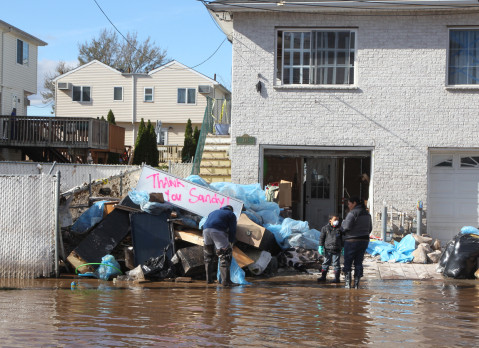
[135,166,243,218]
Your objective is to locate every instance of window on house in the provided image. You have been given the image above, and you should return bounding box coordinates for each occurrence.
[114,87,123,101]
[449,29,479,85]
[461,156,479,168]
[277,29,355,85]
[177,88,196,104]
[156,128,168,145]
[72,86,91,102]
[16,39,29,65]
[144,87,154,102]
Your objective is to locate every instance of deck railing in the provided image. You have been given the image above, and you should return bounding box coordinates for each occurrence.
[0,116,109,149]
[158,145,182,163]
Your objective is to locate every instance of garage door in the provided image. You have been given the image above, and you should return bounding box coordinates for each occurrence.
[429,153,479,242]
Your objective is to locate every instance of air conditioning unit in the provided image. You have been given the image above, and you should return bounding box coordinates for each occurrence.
[57,82,71,90]
[198,85,212,94]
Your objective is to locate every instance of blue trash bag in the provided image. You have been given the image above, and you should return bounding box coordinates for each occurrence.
[256,205,281,225]
[461,226,479,235]
[244,209,264,225]
[366,234,415,262]
[141,201,173,215]
[71,201,107,234]
[199,216,207,229]
[288,231,320,250]
[185,175,210,188]
[217,257,251,285]
[97,255,122,281]
[128,189,150,206]
[264,223,288,249]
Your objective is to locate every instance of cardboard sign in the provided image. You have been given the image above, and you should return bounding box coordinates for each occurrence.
[135,165,243,218]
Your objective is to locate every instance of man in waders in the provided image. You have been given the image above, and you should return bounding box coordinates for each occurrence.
[202,205,237,286]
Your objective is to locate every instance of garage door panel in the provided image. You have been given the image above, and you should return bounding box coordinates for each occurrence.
[428,222,462,241]
[428,200,455,219]
[454,177,479,194]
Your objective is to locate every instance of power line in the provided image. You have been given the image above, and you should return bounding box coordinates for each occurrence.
[92,0,229,77]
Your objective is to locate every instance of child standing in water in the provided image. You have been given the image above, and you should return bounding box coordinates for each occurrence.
[318,215,343,283]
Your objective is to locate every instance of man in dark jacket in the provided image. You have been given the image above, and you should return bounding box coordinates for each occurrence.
[202,205,237,286]
[341,196,372,289]
[318,215,343,283]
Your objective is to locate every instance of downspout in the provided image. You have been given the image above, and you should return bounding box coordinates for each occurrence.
[1,30,5,114]
[132,74,136,144]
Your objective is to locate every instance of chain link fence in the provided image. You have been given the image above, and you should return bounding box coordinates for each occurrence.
[0,175,58,278]
[169,162,193,179]
[0,162,140,193]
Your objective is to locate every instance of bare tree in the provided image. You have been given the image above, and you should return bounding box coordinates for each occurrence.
[78,29,167,73]
[41,61,77,112]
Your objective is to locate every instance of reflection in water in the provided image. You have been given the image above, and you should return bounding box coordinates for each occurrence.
[0,278,477,346]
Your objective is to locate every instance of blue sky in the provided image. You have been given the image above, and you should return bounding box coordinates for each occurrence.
[1,0,231,116]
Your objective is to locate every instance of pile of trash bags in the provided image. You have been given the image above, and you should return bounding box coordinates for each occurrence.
[187,175,321,251]
[366,234,416,263]
[437,226,479,279]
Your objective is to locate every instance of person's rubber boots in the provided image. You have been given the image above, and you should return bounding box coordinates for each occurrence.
[345,272,352,289]
[317,269,328,282]
[331,270,341,283]
[203,244,216,284]
[354,276,361,289]
[220,264,234,287]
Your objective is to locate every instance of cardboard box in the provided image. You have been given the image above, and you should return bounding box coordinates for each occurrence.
[278,180,292,208]
[236,214,282,255]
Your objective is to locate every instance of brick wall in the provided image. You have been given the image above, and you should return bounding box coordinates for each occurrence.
[229,10,479,230]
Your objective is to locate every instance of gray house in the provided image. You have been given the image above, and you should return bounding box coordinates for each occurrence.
[206,0,479,241]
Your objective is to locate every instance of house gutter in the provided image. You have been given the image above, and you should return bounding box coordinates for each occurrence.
[132,74,136,144]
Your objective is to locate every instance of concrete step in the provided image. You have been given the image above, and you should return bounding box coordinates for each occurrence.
[200,166,231,175]
[203,144,230,152]
[200,173,232,183]
[201,159,231,167]
[202,150,229,160]
[205,135,231,145]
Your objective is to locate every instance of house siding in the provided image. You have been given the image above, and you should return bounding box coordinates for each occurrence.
[55,61,229,146]
[0,30,39,115]
[230,11,479,226]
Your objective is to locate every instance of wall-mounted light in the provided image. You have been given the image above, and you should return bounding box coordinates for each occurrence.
[256,81,262,93]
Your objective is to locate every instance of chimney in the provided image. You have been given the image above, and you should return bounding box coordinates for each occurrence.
[214,73,216,81]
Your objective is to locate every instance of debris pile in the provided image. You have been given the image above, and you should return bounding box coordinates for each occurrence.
[437,226,479,279]
[61,166,324,284]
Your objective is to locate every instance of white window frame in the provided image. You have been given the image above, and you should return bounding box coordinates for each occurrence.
[276,28,357,86]
[144,87,154,102]
[113,86,123,101]
[16,39,29,66]
[177,88,196,105]
[72,86,91,103]
[447,27,479,87]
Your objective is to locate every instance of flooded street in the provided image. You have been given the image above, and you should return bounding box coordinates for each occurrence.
[0,277,477,347]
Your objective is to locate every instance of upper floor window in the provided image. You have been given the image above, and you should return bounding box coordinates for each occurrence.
[144,87,154,102]
[178,88,196,104]
[277,29,355,85]
[114,87,123,101]
[72,86,91,102]
[449,29,479,85]
[17,39,29,65]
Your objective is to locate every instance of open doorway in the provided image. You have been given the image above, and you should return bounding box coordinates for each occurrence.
[263,150,371,230]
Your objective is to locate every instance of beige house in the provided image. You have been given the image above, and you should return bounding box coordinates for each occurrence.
[0,19,47,116]
[54,59,231,155]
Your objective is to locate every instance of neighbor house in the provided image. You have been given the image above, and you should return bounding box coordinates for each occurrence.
[54,60,231,160]
[0,19,47,160]
[206,0,479,241]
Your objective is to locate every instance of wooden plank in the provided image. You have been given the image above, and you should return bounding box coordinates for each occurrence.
[378,262,396,280]
[412,263,431,279]
[174,229,254,268]
[424,264,444,279]
[389,263,406,279]
[400,263,420,280]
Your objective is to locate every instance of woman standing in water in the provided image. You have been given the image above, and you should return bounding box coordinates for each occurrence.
[341,196,372,289]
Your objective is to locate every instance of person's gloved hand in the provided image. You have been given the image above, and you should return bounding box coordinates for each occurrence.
[318,246,324,255]
[341,248,344,256]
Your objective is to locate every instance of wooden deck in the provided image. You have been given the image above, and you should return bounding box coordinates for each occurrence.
[362,259,444,280]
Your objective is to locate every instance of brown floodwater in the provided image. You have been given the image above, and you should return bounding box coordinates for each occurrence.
[0,276,477,347]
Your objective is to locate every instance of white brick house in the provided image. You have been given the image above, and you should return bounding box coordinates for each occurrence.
[207,0,479,240]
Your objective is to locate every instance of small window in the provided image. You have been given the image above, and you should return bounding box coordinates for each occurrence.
[461,156,479,168]
[144,87,153,102]
[16,39,29,65]
[114,87,123,101]
[72,86,91,102]
[432,154,453,167]
[178,88,196,104]
[449,29,479,85]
